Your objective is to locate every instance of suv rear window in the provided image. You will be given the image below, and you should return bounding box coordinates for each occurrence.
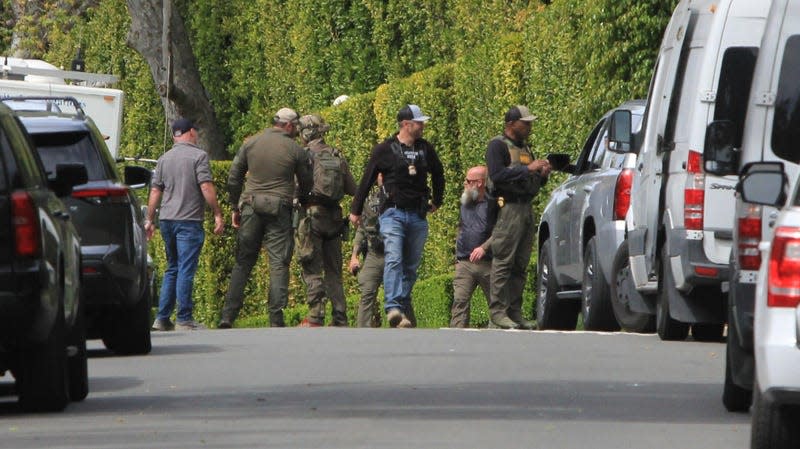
[772,35,800,164]
[31,131,107,181]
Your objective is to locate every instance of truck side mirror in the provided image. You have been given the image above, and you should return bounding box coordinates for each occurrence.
[50,163,88,197]
[703,120,739,176]
[608,110,632,153]
[737,161,787,208]
[124,165,152,189]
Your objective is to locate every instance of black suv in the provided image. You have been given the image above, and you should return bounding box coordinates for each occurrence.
[4,97,153,355]
[0,102,89,411]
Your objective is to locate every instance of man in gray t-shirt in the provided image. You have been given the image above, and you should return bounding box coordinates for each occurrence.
[145,118,224,331]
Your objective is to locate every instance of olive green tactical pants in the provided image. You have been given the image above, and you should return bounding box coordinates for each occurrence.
[489,202,535,322]
[356,249,385,328]
[450,259,492,328]
[221,203,293,327]
[301,206,348,326]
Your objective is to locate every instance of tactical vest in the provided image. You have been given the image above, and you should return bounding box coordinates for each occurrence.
[362,187,386,253]
[308,146,345,207]
[490,135,541,199]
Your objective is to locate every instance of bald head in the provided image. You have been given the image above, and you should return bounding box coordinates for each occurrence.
[462,165,488,205]
[467,166,487,182]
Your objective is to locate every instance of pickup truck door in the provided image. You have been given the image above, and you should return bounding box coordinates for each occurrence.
[553,119,605,284]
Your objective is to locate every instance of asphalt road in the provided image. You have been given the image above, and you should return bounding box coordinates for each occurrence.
[0,328,750,449]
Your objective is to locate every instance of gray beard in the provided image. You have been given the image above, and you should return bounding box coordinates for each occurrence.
[460,188,479,206]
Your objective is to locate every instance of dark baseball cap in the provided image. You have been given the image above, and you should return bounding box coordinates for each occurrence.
[172,118,197,137]
[397,104,430,123]
[504,105,537,123]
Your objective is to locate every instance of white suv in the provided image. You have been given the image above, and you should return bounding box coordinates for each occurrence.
[738,163,800,447]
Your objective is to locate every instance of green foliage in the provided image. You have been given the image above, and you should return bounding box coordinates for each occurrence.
[6,0,677,328]
[0,0,13,51]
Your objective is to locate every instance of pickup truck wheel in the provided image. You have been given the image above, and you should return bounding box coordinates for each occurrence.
[609,241,656,333]
[657,252,689,341]
[751,382,800,448]
[103,286,152,355]
[17,302,69,412]
[582,237,620,331]
[536,239,579,330]
[67,293,89,402]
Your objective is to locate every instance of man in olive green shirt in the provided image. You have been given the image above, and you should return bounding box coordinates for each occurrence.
[219,107,312,328]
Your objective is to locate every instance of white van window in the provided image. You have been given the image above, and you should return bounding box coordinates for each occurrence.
[664,47,705,149]
[772,35,800,164]
[714,47,758,148]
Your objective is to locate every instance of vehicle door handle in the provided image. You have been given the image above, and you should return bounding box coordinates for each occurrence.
[583,186,593,193]
[566,190,575,198]
[53,211,70,221]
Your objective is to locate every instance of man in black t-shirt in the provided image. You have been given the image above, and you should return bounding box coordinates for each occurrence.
[349,104,445,328]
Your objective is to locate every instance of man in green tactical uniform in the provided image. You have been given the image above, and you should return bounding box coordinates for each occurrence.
[296,114,357,327]
[349,175,387,327]
[485,105,551,330]
[219,107,312,328]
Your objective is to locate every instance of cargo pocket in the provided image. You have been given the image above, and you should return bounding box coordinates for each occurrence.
[252,194,283,216]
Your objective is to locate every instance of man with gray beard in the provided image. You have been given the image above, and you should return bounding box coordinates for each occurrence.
[449,165,496,328]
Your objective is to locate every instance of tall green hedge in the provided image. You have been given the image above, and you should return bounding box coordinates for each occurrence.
[6,0,677,327]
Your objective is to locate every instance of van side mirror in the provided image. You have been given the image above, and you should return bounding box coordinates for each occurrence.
[124,165,152,189]
[50,163,88,197]
[703,120,739,176]
[737,162,787,208]
[608,110,632,153]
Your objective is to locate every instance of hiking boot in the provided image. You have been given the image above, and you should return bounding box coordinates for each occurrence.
[152,318,174,331]
[491,315,520,330]
[217,320,232,329]
[512,318,536,330]
[298,317,322,328]
[176,320,206,330]
[387,308,405,328]
[397,317,413,328]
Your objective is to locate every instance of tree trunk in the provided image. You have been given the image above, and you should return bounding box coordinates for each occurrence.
[125,0,227,160]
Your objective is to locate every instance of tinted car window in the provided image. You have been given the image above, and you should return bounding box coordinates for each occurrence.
[714,47,758,148]
[575,120,605,174]
[31,131,106,181]
[2,117,45,188]
[772,35,800,164]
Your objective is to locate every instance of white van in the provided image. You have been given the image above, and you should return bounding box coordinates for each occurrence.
[0,58,123,157]
[704,0,800,413]
[608,0,771,341]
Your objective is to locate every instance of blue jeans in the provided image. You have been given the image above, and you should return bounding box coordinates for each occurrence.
[379,207,428,313]
[156,220,205,323]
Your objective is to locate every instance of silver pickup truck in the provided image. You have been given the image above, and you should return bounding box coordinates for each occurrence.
[537,100,644,331]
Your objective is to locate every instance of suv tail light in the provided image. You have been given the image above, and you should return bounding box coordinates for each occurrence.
[737,202,762,270]
[767,226,800,308]
[72,186,130,204]
[684,150,705,230]
[11,191,40,257]
[613,168,634,220]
